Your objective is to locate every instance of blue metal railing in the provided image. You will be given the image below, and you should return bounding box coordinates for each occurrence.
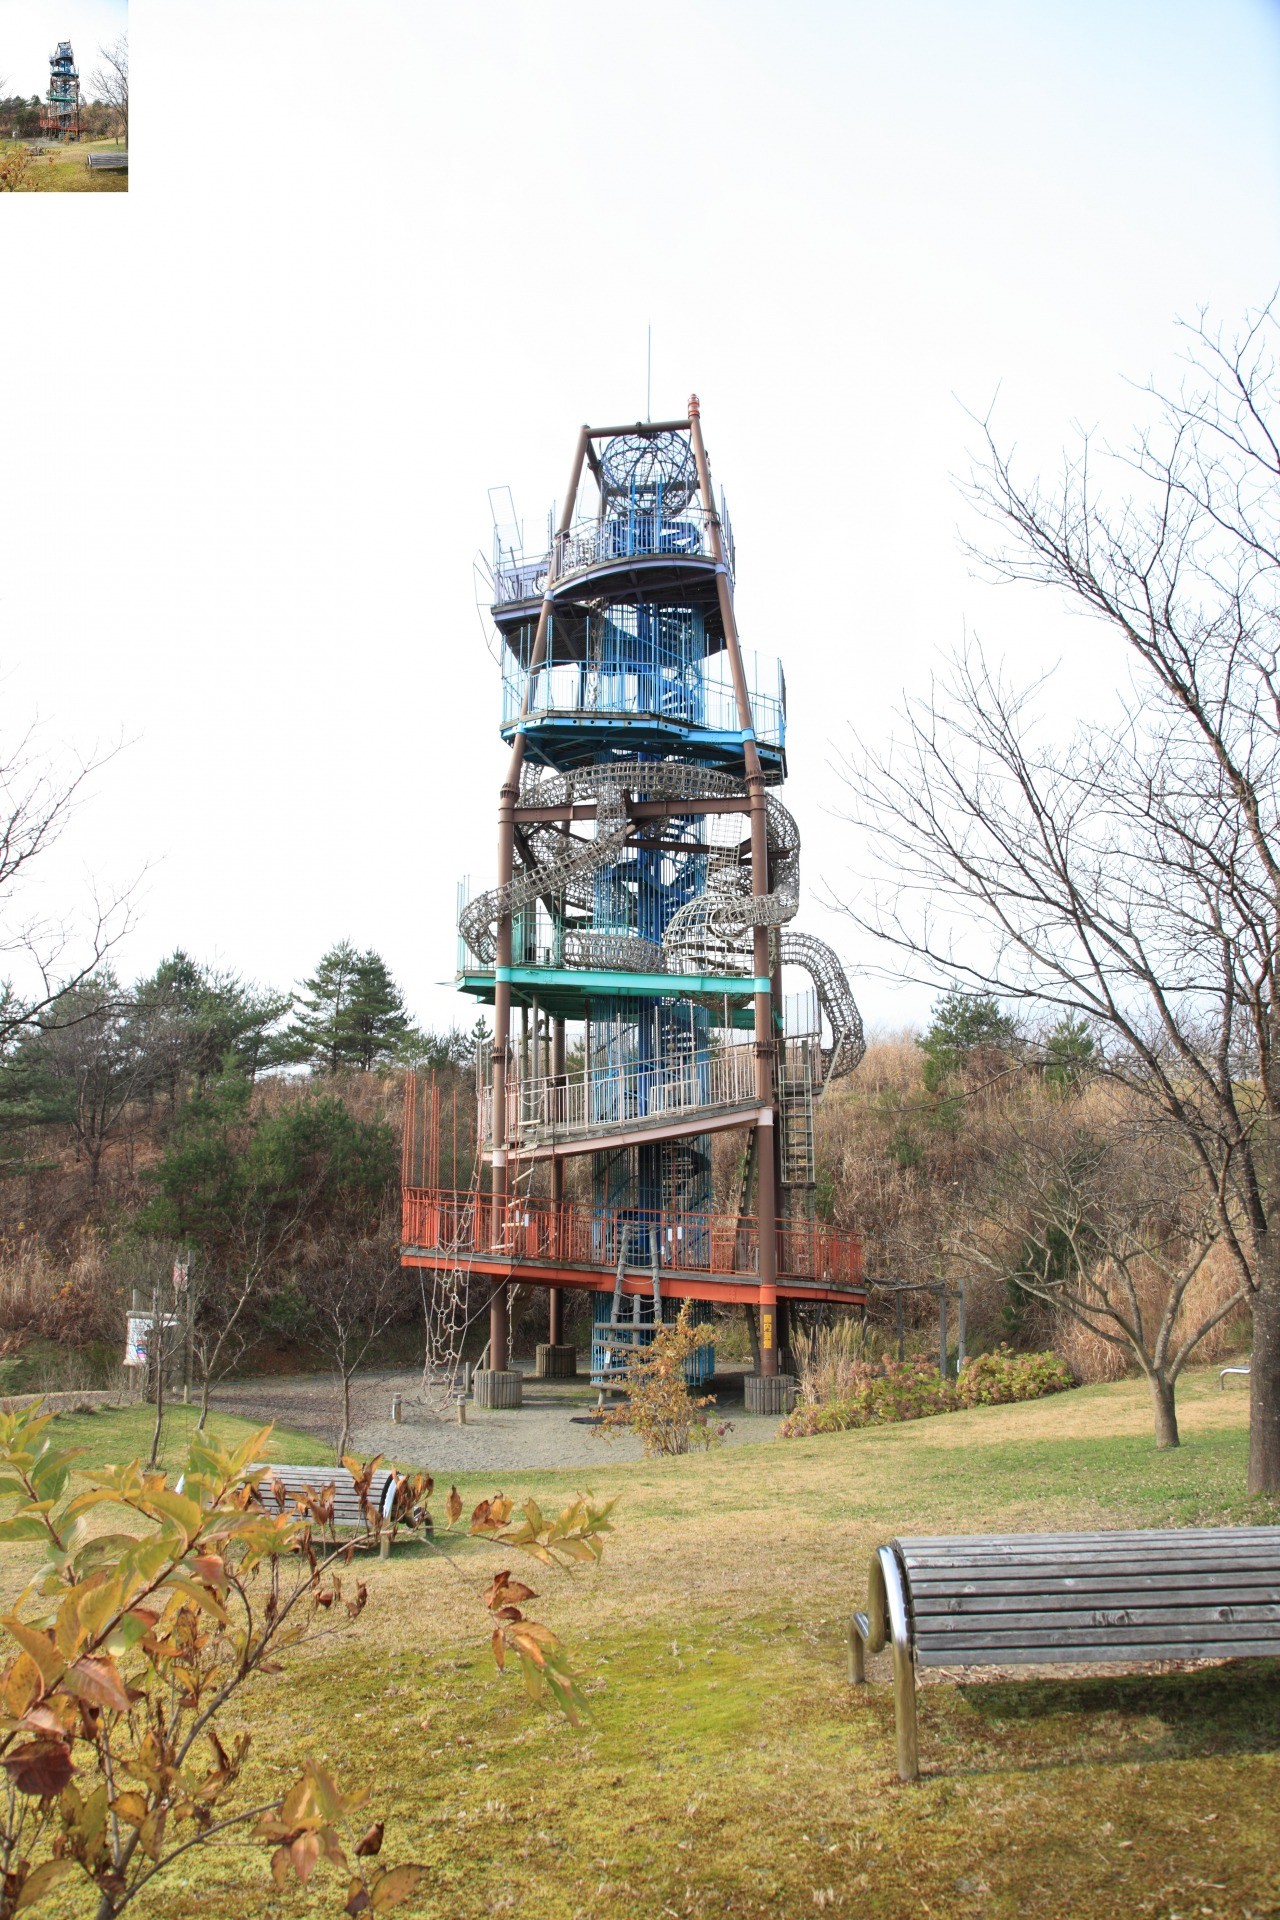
[502,651,785,751]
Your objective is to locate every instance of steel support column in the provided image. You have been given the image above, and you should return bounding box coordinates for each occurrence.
[688,394,780,1373]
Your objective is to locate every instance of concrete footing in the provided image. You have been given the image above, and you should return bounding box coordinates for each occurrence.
[472,1369,523,1410]
[744,1373,798,1416]
[535,1343,578,1379]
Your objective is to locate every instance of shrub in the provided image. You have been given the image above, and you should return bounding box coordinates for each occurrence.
[596,1303,724,1456]
[954,1345,1074,1407]
[0,1402,613,1914]
[780,1356,957,1437]
[779,1347,1075,1437]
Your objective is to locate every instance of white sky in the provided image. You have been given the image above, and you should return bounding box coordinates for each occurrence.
[2,0,1278,1037]
[0,0,126,98]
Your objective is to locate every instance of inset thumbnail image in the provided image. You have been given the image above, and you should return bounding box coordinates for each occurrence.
[1,2,127,192]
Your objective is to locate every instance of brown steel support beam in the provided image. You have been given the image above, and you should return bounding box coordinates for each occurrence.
[585,418,692,439]
[687,394,781,1375]
[490,424,591,1369]
[513,796,751,825]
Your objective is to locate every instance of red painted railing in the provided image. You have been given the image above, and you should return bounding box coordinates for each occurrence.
[402,1187,863,1290]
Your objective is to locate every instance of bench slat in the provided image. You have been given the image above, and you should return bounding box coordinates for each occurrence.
[913,1588,1279,1617]
[916,1639,1280,1666]
[916,1618,1279,1647]
[917,1574,1274,1605]
[918,1614,1279,1641]
[898,1536,1274,1551]
[904,1554,1279,1582]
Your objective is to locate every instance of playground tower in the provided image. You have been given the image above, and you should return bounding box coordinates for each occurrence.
[401,402,867,1411]
[41,42,80,140]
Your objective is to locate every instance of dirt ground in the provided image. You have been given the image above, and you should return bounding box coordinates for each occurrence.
[209,1360,781,1469]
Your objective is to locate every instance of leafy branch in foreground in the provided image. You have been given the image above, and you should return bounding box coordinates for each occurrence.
[0,1404,613,1916]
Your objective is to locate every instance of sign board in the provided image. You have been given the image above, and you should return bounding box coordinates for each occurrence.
[172,1261,189,1293]
[124,1312,178,1369]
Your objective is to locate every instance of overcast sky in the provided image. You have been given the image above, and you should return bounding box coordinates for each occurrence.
[0,0,126,97]
[2,0,1278,1037]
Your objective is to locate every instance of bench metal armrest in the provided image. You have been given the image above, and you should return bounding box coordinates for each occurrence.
[849,1545,919,1783]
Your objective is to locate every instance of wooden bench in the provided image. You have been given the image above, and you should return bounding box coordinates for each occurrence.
[850,1528,1280,1781]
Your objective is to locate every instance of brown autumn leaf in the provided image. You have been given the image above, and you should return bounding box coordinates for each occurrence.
[369,1864,429,1910]
[63,1656,130,1713]
[483,1575,537,1612]
[3,1738,74,1797]
[481,1569,511,1607]
[344,1881,372,1917]
[491,1628,506,1671]
[445,1487,462,1526]
[290,1830,322,1883]
[355,1821,384,1857]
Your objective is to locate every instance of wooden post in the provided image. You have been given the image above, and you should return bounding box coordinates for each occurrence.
[957,1274,966,1373]
[939,1282,948,1381]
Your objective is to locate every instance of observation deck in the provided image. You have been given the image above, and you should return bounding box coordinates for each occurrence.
[501,642,784,773]
[492,504,734,645]
[480,1042,764,1159]
[401,1186,865,1308]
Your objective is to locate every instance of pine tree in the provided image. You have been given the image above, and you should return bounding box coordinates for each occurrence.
[344,950,416,1070]
[280,942,361,1073]
[280,944,418,1072]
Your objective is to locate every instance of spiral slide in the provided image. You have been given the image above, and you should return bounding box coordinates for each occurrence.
[458,759,864,1082]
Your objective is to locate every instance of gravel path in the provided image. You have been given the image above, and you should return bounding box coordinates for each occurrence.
[209,1364,782,1472]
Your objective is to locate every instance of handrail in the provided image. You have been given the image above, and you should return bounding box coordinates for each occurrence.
[481,1046,760,1151]
[500,656,785,750]
[492,507,732,608]
[401,1185,863,1287]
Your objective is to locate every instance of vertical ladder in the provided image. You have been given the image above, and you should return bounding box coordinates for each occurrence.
[778,1038,816,1191]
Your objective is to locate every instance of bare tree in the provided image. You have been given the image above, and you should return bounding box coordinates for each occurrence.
[302,1228,406,1462]
[1,721,131,1051]
[91,35,127,143]
[837,298,1280,1492]
[954,1103,1248,1447]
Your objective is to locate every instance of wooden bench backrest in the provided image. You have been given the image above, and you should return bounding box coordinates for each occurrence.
[253,1464,396,1528]
[895,1527,1280,1666]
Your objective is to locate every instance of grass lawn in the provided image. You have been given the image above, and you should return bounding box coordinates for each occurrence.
[13,140,127,192]
[4,1370,1279,1918]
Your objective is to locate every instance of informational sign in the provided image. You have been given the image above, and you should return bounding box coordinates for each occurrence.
[124,1312,178,1369]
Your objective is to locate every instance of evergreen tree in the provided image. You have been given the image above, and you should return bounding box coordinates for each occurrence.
[280,942,361,1072]
[280,943,418,1072]
[1043,1015,1097,1093]
[133,952,290,1096]
[918,992,1018,1092]
[345,950,416,1070]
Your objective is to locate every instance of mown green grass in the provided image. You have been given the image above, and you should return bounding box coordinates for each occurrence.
[45,1400,334,1474]
[6,1370,1280,1918]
